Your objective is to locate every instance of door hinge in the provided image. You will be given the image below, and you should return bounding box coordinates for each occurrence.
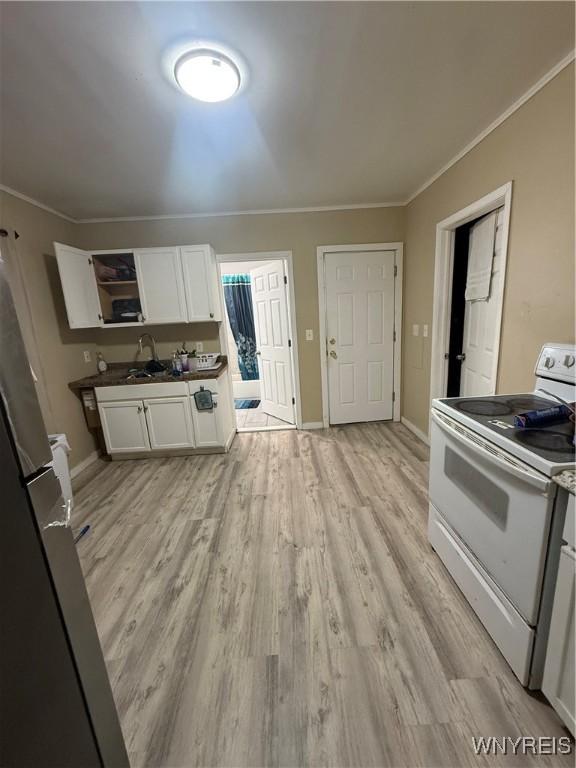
[288,339,292,347]
[284,275,288,284]
[292,397,295,405]
[392,391,396,402]
[393,329,396,342]
[394,264,398,277]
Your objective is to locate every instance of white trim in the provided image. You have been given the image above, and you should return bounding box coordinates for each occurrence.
[0,184,76,223]
[317,242,404,429]
[215,250,303,430]
[430,182,513,409]
[70,449,100,479]
[78,201,405,224]
[401,417,430,446]
[237,424,296,433]
[301,421,325,430]
[407,51,574,203]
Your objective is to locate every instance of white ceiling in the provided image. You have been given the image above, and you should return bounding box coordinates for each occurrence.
[0,2,573,220]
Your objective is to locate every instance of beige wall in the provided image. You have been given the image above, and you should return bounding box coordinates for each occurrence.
[78,207,405,424]
[0,191,99,468]
[403,63,575,434]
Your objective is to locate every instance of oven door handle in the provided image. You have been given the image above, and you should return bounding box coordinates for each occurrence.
[431,410,551,494]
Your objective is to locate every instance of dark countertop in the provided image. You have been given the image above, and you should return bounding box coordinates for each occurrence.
[69,357,228,391]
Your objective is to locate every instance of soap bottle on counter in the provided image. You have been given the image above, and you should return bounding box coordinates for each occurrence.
[96,352,108,374]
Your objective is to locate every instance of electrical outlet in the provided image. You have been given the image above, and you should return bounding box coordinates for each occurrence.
[83,350,91,363]
[412,324,420,337]
[423,324,429,338]
[305,329,314,341]
[196,342,204,353]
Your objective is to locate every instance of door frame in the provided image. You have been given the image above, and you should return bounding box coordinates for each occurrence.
[430,182,512,406]
[216,250,302,430]
[317,243,403,429]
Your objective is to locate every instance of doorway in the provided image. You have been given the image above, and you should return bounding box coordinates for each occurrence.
[217,252,300,433]
[317,243,403,427]
[430,182,512,405]
[446,207,505,397]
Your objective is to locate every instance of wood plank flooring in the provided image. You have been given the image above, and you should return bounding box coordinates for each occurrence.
[73,423,573,767]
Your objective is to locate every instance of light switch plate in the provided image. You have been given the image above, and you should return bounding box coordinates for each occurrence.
[83,350,91,363]
[412,324,420,337]
[305,329,314,341]
[423,324,429,338]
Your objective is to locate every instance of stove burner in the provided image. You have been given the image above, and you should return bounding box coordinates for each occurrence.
[455,400,512,416]
[515,429,575,454]
[507,397,552,412]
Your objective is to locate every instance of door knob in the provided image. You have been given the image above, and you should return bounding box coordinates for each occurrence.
[329,350,338,359]
[329,338,336,345]
[455,353,466,361]
[256,351,261,356]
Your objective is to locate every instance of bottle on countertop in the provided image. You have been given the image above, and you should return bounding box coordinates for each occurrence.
[96,352,108,374]
[172,351,183,374]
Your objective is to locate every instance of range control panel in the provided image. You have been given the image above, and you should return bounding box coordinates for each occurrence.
[535,343,576,384]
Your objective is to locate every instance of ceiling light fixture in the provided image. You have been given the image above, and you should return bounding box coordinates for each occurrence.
[174,48,241,102]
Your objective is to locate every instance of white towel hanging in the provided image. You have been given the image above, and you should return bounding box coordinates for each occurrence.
[465,211,497,302]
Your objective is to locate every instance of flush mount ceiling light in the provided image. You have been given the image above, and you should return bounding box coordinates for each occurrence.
[174,47,241,102]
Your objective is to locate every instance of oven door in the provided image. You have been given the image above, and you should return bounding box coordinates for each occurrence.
[429,409,554,625]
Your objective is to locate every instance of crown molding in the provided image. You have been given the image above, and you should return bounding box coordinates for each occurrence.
[406,50,575,204]
[76,201,406,224]
[0,184,77,223]
[2,51,573,223]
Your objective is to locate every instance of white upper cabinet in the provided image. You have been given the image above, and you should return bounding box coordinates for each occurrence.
[54,241,221,329]
[180,245,222,322]
[54,243,101,328]
[135,248,187,325]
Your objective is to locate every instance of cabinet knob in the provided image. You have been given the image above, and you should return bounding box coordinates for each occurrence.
[137,405,142,413]
[209,312,214,319]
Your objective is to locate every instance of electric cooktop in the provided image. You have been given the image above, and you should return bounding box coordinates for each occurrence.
[439,393,575,463]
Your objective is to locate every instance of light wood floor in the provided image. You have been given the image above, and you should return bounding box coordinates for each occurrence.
[73,423,572,768]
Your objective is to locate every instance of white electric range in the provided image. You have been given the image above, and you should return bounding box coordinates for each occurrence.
[428,343,575,689]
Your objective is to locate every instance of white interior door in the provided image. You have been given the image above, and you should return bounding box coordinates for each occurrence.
[325,250,396,424]
[460,208,504,396]
[250,262,295,424]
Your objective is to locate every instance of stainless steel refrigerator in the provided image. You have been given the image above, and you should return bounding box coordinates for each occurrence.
[0,229,128,767]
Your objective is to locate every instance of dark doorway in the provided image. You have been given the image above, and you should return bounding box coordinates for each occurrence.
[446,223,471,397]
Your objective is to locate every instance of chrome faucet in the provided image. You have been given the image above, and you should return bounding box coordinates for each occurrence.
[138,333,159,361]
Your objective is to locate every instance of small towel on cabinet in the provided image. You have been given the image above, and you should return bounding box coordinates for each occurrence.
[464,211,497,301]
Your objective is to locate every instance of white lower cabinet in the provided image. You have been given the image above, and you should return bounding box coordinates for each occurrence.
[543,544,575,735]
[99,401,151,453]
[95,378,234,456]
[144,397,195,449]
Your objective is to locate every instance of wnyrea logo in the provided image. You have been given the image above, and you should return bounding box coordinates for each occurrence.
[472,736,573,756]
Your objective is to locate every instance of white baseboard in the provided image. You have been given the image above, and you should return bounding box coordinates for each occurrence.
[401,416,430,445]
[301,421,325,430]
[70,449,100,479]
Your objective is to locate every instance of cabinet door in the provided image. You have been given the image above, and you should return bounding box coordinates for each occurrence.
[180,245,222,322]
[98,401,150,453]
[135,248,187,324]
[190,381,222,448]
[54,243,101,328]
[143,397,195,449]
[543,545,575,735]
